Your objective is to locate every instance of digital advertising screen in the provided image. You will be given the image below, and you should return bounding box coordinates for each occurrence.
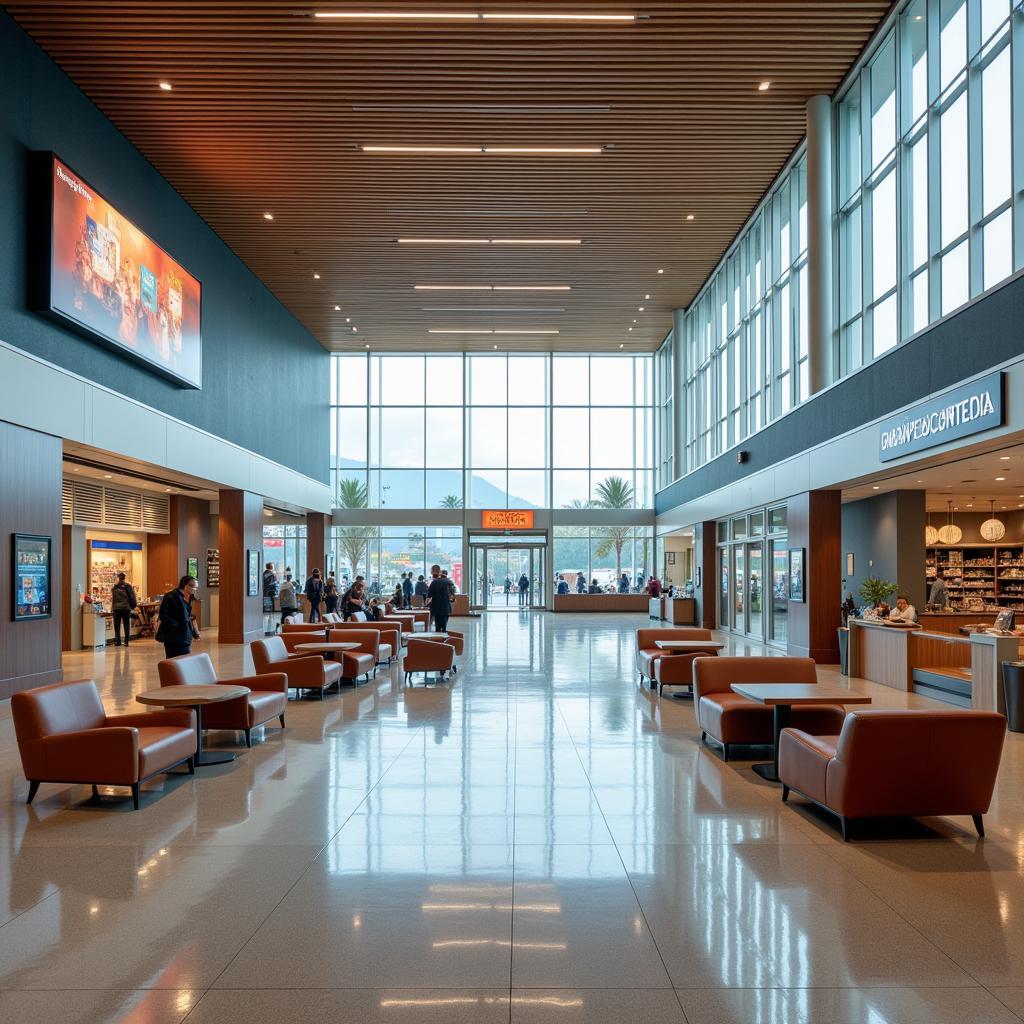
[13,535,52,621]
[46,156,202,388]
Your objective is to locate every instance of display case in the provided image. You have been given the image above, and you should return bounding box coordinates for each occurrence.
[926,544,1024,611]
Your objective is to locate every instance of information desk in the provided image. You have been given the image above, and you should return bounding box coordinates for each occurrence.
[662,596,696,625]
[553,594,650,612]
[918,611,998,633]
[848,618,1020,712]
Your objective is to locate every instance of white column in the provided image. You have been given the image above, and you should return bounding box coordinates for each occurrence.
[672,307,686,480]
[806,94,834,394]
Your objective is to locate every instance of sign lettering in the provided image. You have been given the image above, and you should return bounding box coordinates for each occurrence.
[481,510,534,529]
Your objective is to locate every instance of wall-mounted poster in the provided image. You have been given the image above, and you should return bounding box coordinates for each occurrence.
[187,556,199,580]
[13,534,52,620]
[247,549,260,597]
[788,548,806,603]
[39,154,202,388]
[206,548,220,588]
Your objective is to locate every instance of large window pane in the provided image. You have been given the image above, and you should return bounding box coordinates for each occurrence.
[871,170,897,298]
[981,47,1012,216]
[469,408,507,466]
[507,470,546,508]
[905,0,928,123]
[590,408,634,468]
[591,357,629,405]
[981,0,1009,40]
[425,470,463,508]
[553,408,586,467]
[426,355,463,404]
[840,204,862,321]
[908,135,929,271]
[508,356,548,405]
[911,269,929,333]
[424,407,462,467]
[507,408,547,467]
[380,356,425,405]
[469,356,507,405]
[553,470,589,507]
[338,408,367,464]
[374,469,424,507]
[940,93,968,247]
[983,210,1013,290]
[839,88,862,202]
[552,356,589,404]
[939,0,967,90]
[380,409,424,467]
[338,354,368,406]
[870,36,896,170]
[469,469,508,508]
[941,240,970,314]
[872,294,898,357]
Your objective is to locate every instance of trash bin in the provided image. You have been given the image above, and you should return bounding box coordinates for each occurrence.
[837,627,849,676]
[1001,661,1024,732]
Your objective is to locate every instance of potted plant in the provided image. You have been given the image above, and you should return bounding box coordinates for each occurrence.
[859,576,898,610]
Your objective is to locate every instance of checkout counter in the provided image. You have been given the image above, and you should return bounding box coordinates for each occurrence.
[847,617,1020,714]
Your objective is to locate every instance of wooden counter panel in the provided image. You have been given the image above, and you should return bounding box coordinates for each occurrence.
[554,594,650,612]
[910,631,972,671]
[919,612,997,634]
[849,621,911,690]
[664,597,696,624]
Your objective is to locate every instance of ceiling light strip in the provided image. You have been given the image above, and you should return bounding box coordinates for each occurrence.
[414,284,572,291]
[363,145,602,155]
[399,238,581,245]
[315,11,636,22]
[428,329,560,335]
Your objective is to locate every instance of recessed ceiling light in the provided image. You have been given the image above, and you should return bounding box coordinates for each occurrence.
[628,327,633,331]
[657,268,664,274]
[758,81,771,91]
[1000,456,1011,460]
[996,476,1006,481]
[158,81,172,91]
[313,273,320,280]
[638,306,644,311]
[365,343,370,348]
[644,293,651,299]
[967,503,973,507]
[352,327,358,332]
[493,344,498,349]
[334,305,341,311]
[481,11,637,20]
[263,211,274,220]
[872,485,879,490]
[619,343,624,348]
[346,317,351,322]
[685,214,695,221]
[104,474,112,479]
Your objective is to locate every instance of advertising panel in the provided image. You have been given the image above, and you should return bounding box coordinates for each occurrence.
[481,510,534,530]
[13,535,52,620]
[46,156,202,388]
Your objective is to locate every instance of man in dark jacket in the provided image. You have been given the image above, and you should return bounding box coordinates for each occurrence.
[304,568,325,622]
[110,572,137,647]
[402,571,414,609]
[425,564,452,633]
[156,575,200,659]
[518,573,530,606]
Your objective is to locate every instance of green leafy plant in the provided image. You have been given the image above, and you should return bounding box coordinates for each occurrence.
[593,475,635,581]
[335,477,376,579]
[438,494,463,508]
[859,576,898,608]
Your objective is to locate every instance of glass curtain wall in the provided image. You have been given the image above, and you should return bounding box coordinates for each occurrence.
[331,525,463,596]
[552,526,654,591]
[262,523,307,580]
[655,339,674,489]
[331,353,654,510]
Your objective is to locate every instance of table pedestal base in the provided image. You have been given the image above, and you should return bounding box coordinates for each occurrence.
[196,751,236,766]
[751,762,780,782]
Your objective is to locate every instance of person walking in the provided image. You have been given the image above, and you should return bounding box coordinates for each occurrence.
[518,572,530,606]
[504,575,512,604]
[324,575,339,616]
[618,572,630,594]
[262,561,279,635]
[556,574,569,595]
[156,575,200,659]
[110,572,137,647]
[575,571,586,594]
[402,571,414,609]
[426,563,453,633]
[304,567,325,622]
[415,574,429,603]
[279,572,299,626]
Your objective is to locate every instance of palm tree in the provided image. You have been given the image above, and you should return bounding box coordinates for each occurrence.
[439,494,464,509]
[593,475,635,582]
[335,477,375,579]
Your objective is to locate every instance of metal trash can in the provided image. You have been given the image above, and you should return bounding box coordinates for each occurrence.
[837,627,849,676]
[1001,661,1024,732]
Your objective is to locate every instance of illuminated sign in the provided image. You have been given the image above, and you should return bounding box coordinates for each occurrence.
[481,510,534,529]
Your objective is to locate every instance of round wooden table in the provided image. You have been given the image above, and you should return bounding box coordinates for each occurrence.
[293,641,360,654]
[137,684,250,767]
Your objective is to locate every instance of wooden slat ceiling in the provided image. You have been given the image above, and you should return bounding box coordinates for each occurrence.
[6,0,892,352]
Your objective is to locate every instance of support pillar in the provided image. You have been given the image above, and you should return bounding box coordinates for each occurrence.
[786,490,841,663]
[218,489,264,644]
[672,307,686,481]
[806,94,834,395]
[694,520,718,630]
[306,512,332,579]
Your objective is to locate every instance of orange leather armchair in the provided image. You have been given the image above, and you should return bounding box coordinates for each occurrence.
[251,636,343,700]
[12,679,197,809]
[692,656,845,761]
[403,638,454,685]
[326,621,401,665]
[157,652,288,748]
[648,629,718,696]
[380,616,414,647]
[327,629,379,682]
[779,709,1006,840]
[636,628,715,687]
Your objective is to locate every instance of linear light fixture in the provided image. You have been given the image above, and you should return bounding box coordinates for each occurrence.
[363,145,602,155]
[400,238,581,245]
[422,307,566,312]
[428,328,560,335]
[414,284,572,291]
[315,11,636,22]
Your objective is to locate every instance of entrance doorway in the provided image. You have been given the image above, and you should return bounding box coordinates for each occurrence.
[468,533,548,610]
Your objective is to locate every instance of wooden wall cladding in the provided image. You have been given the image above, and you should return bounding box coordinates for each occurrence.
[218,489,263,644]
[0,422,63,698]
[4,1,891,353]
[787,489,841,663]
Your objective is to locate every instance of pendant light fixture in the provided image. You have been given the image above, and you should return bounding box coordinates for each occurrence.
[937,500,963,545]
[980,500,1006,542]
[924,510,939,547]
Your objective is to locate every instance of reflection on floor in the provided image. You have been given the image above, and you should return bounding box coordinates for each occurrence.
[0,613,1023,1023]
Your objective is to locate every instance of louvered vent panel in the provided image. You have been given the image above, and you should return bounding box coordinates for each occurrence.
[103,487,143,529]
[72,480,104,525]
[62,480,74,524]
[142,494,170,533]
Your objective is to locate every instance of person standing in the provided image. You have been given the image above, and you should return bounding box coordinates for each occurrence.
[928,568,949,609]
[110,572,137,647]
[304,567,325,622]
[618,572,630,594]
[576,571,586,594]
[324,575,339,616]
[156,575,200,659]
[518,572,530,606]
[426,563,453,633]
[279,572,299,625]
[262,561,279,635]
[504,575,513,604]
[556,574,569,595]
[402,571,414,609]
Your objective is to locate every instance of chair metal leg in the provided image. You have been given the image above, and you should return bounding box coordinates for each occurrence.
[244,728,252,749]
[781,784,790,803]
[187,757,195,775]
[91,784,100,799]
[972,813,985,838]
[26,780,40,805]
[131,783,140,810]
[840,816,849,842]
[279,713,286,728]
[701,730,707,742]
[721,743,730,762]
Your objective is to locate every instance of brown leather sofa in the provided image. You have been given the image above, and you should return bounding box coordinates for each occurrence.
[648,630,719,695]
[326,629,379,683]
[12,678,197,809]
[403,637,454,685]
[779,708,1006,840]
[157,652,288,748]
[692,656,846,761]
[636,628,716,688]
[324,621,401,665]
[281,622,330,634]
[251,636,343,700]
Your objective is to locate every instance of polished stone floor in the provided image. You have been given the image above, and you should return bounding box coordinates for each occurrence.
[1,613,1023,1023]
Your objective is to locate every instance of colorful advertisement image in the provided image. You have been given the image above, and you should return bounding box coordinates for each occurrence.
[49,157,202,388]
[14,535,51,620]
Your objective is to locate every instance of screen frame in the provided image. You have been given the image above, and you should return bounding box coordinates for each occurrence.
[12,534,53,622]
[31,151,203,390]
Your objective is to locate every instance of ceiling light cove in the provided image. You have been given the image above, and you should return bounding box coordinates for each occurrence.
[428,328,560,335]
[313,11,637,23]
[399,238,582,246]
[414,284,572,291]
[362,145,603,155]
